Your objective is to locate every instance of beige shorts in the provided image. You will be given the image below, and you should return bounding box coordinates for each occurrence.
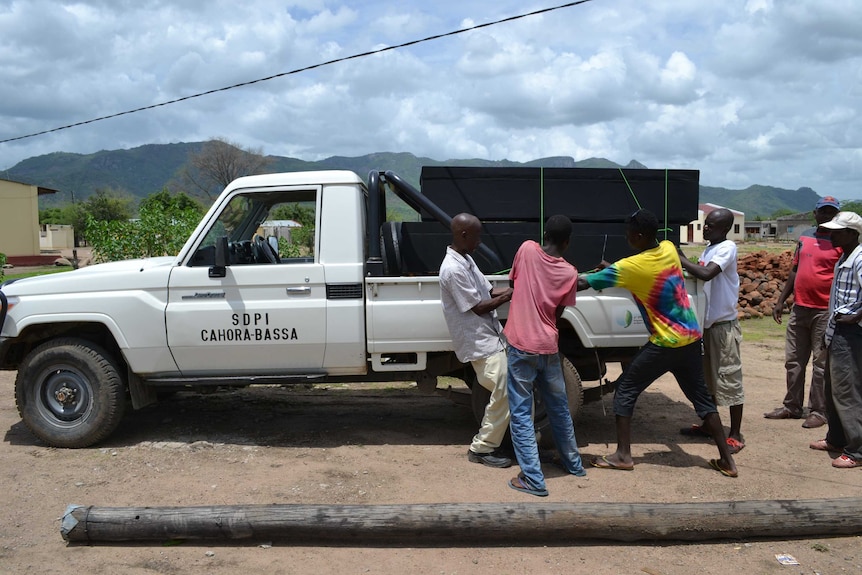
[703,320,744,407]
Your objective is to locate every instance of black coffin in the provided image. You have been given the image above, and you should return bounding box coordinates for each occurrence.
[395,221,638,276]
[419,166,699,224]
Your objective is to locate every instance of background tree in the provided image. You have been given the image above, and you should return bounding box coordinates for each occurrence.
[770,208,797,218]
[38,188,134,247]
[86,189,204,263]
[840,200,862,215]
[39,207,68,225]
[270,203,315,256]
[84,187,135,221]
[173,137,272,202]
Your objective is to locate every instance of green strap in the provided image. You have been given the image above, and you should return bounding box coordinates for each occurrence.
[540,167,545,241]
[618,168,641,210]
[620,167,673,240]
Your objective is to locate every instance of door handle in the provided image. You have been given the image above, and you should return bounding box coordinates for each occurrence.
[286,286,311,294]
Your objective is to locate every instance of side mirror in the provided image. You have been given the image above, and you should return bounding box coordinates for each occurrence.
[208,236,229,278]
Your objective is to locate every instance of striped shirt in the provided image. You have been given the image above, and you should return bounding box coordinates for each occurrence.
[825,243,862,346]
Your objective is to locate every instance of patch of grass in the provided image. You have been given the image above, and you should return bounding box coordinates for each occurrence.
[4,266,72,280]
[737,241,795,256]
[680,242,794,260]
[740,316,785,344]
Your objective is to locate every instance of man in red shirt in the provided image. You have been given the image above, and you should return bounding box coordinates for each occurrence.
[504,215,586,497]
[767,196,842,428]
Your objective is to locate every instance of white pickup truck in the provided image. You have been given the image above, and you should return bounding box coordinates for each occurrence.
[0,169,704,447]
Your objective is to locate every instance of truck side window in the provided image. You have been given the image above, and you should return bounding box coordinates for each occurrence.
[263,199,316,264]
[190,191,317,267]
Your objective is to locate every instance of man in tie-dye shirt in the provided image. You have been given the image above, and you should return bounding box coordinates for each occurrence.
[576,209,738,478]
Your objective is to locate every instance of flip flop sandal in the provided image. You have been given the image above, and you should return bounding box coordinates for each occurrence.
[709,458,738,478]
[809,439,839,451]
[590,455,634,471]
[508,475,548,497]
[726,437,745,454]
[832,454,862,469]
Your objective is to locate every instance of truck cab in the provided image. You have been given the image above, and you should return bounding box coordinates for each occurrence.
[168,171,368,376]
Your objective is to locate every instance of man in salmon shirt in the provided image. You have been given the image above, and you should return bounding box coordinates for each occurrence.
[504,215,587,497]
[767,196,842,428]
[577,209,737,477]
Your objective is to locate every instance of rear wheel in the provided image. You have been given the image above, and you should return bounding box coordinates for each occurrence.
[15,338,126,448]
[469,354,584,445]
[535,356,584,447]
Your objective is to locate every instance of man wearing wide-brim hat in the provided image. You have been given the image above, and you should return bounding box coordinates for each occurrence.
[809,211,862,468]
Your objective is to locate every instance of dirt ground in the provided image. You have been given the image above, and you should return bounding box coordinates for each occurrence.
[1,330,862,575]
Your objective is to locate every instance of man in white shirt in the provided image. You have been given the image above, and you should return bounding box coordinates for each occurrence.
[440,213,513,468]
[678,208,745,454]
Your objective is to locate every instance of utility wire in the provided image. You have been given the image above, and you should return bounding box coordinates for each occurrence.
[0,0,595,144]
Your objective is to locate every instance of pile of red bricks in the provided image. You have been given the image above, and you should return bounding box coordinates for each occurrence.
[736,250,794,319]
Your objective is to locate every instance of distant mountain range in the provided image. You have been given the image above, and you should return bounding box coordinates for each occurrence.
[2,143,820,218]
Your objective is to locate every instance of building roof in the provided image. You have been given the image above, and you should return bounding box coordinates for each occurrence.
[776,212,812,221]
[262,219,302,228]
[0,177,60,196]
[698,203,744,216]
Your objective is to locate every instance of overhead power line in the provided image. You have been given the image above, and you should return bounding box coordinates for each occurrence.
[0,0,594,144]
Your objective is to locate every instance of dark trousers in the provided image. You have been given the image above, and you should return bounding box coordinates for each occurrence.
[824,323,862,460]
[613,340,717,419]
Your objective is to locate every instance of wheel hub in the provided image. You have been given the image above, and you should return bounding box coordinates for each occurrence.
[54,385,78,406]
[39,368,92,422]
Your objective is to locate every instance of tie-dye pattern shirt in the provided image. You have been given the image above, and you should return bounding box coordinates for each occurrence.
[584,240,701,348]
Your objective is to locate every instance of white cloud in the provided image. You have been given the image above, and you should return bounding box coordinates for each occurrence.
[1,0,861,200]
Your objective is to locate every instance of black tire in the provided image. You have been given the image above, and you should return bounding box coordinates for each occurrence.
[469,355,584,446]
[535,355,584,448]
[14,338,126,448]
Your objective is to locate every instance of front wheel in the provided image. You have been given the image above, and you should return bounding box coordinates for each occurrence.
[15,338,126,448]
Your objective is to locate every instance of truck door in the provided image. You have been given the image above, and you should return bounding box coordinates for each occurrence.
[165,188,326,375]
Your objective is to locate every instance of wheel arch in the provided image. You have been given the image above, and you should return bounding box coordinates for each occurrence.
[1,321,128,373]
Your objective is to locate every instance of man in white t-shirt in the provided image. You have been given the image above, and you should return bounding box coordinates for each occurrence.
[678,208,745,454]
[440,213,513,468]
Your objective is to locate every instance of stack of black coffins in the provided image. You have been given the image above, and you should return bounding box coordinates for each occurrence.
[397,166,699,275]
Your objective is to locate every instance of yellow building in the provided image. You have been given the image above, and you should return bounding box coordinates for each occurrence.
[0,178,59,265]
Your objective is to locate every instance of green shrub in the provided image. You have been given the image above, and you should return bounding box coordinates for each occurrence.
[0,252,5,281]
[86,196,202,263]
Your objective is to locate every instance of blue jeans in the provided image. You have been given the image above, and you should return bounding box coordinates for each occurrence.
[507,345,585,491]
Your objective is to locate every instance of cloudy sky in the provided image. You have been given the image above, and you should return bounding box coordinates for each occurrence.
[1,0,861,198]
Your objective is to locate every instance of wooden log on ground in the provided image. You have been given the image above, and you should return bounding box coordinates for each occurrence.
[62,498,862,544]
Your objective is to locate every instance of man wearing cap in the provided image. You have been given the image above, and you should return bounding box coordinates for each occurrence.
[809,211,862,468]
[766,196,842,428]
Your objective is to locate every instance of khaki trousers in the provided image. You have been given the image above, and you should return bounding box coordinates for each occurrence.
[470,350,510,452]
